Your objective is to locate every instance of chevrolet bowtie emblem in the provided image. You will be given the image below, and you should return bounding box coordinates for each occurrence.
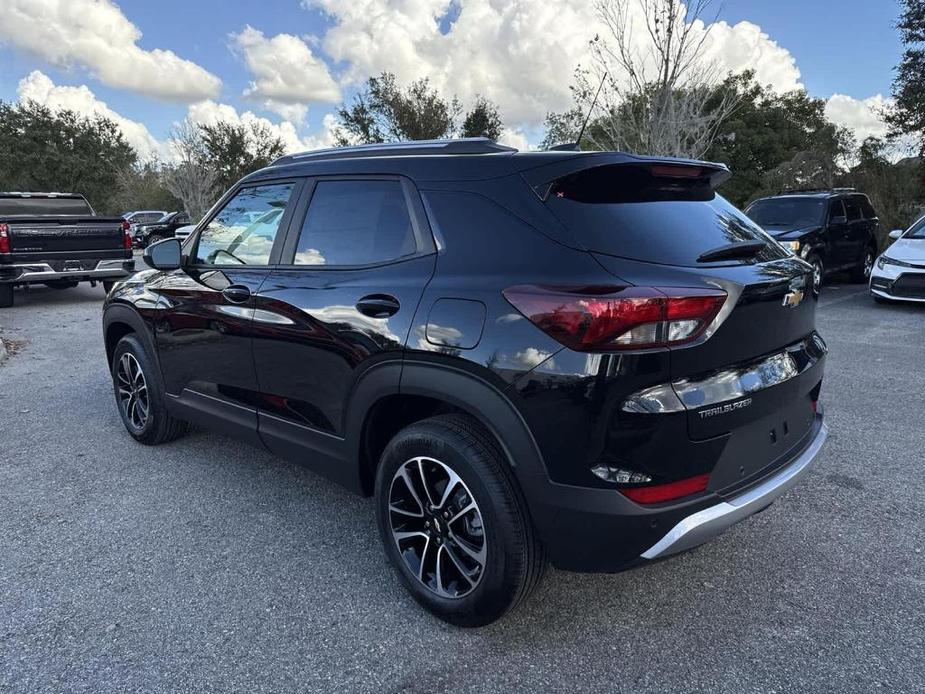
[782,288,804,308]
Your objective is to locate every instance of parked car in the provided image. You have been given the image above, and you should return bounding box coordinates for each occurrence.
[173,223,197,243]
[122,209,167,234]
[1,192,134,307]
[102,139,828,626]
[869,215,925,303]
[745,189,879,288]
[133,211,191,247]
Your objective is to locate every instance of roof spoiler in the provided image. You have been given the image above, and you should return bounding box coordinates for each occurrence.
[521,153,731,201]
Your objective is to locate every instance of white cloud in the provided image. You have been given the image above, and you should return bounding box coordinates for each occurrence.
[230,25,341,122]
[825,94,891,143]
[186,100,339,154]
[17,70,163,160]
[0,0,221,102]
[306,0,805,125]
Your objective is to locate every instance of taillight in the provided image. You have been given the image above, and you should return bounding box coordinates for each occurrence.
[619,473,710,504]
[0,223,10,254]
[122,220,133,249]
[502,285,727,351]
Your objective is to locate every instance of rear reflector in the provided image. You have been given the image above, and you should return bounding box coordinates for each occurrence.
[502,285,726,351]
[121,220,133,250]
[0,223,9,254]
[619,473,710,504]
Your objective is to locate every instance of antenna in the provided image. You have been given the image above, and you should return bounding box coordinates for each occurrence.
[550,72,608,152]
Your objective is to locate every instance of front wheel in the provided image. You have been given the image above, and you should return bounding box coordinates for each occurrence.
[375,414,545,627]
[111,334,188,445]
[807,254,824,293]
[146,234,164,247]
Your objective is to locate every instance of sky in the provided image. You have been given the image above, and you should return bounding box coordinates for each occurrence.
[0,0,906,159]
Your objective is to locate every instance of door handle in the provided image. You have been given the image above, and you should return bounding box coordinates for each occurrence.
[222,285,251,304]
[356,294,400,318]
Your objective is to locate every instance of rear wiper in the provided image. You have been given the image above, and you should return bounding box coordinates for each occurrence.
[697,240,767,263]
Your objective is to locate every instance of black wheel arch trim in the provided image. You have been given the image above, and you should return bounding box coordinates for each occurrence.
[102,304,159,366]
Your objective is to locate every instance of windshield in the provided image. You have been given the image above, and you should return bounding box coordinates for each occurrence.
[906,216,925,239]
[155,213,173,223]
[746,198,826,228]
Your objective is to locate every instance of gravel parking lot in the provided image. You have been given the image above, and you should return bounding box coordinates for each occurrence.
[1,281,923,693]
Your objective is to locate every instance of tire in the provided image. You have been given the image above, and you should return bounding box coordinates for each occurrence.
[147,234,164,247]
[375,414,545,627]
[0,283,12,308]
[102,280,116,294]
[111,334,188,445]
[807,254,824,292]
[851,246,876,283]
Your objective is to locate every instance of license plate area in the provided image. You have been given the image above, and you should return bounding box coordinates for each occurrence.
[63,260,83,272]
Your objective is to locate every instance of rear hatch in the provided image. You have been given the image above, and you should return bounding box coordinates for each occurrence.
[534,157,824,493]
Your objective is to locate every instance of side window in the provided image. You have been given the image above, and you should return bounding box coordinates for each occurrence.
[829,199,846,221]
[859,197,877,219]
[844,197,862,222]
[194,183,294,266]
[293,180,415,266]
[177,213,190,225]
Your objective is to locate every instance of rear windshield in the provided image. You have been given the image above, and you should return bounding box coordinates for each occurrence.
[746,198,826,228]
[546,168,786,266]
[0,196,93,216]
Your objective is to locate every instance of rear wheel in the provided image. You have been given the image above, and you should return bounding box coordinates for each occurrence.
[375,414,545,627]
[851,246,876,283]
[111,334,188,445]
[0,283,12,308]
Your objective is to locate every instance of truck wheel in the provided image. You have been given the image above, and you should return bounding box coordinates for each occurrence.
[375,414,545,627]
[111,334,188,445]
[850,246,876,283]
[0,284,12,308]
[147,234,164,246]
[807,254,824,292]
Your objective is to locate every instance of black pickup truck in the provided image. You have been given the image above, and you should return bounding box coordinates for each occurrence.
[0,192,134,307]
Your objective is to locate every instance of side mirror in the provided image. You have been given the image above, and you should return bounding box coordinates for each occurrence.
[829,215,848,226]
[889,229,904,241]
[143,237,182,270]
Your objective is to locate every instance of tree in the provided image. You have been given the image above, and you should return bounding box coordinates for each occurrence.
[544,0,739,157]
[460,96,504,139]
[200,120,286,193]
[0,100,136,213]
[335,73,461,144]
[334,72,506,144]
[162,121,220,221]
[886,0,925,153]
[112,161,182,214]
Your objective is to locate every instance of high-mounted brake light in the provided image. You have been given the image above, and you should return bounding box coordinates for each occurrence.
[0,223,10,254]
[648,164,705,179]
[121,220,133,250]
[619,473,710,504]
[502,285,727,351]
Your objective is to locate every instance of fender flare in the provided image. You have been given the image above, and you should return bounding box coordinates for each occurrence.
[102,304,158,365]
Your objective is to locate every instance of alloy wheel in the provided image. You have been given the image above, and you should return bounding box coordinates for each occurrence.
[812,259,823,292]
[863,252,874,280]
[388,456,486,599]
[117,352,149,431]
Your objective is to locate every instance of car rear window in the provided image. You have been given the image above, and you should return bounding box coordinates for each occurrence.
[0,196,93,216]
[546,166,785,267]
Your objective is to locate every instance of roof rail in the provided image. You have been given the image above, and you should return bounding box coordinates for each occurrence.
[271,137,517,167]
[776,187,857,195]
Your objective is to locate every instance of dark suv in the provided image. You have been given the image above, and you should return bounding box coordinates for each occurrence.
[133,211,191,248]
[102,139,828,626]
[745,189,879,287]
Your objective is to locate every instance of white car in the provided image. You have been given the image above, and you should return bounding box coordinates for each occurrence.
[870,216,925,303]
[173,224,196,243]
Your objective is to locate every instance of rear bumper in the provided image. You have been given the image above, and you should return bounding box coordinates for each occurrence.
[524,412,827,573]
[641,419,827,559]
[0,258,135,284]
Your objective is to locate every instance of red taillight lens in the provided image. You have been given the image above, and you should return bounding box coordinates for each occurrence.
[502,285,726,351]
[619,473,710,504]
[121,220,133,249]
[0,223,9,253]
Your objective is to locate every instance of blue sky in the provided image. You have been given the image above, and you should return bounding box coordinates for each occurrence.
[0,0,905,155]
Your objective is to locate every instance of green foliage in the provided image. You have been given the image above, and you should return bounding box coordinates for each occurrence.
[0,100,136,214]
[200,120,286,193]
[112,162,182,214]
[886,0,925,152]
[335,73,505,144]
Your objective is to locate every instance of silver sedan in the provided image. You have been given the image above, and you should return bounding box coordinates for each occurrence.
[870,216,925,303]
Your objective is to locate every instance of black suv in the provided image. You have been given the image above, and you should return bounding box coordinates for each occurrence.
[745,189,880,287]
[133,211,191,248]
[102,139,828,626]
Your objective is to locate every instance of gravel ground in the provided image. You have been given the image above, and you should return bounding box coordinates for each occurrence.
[0,281,923,693]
